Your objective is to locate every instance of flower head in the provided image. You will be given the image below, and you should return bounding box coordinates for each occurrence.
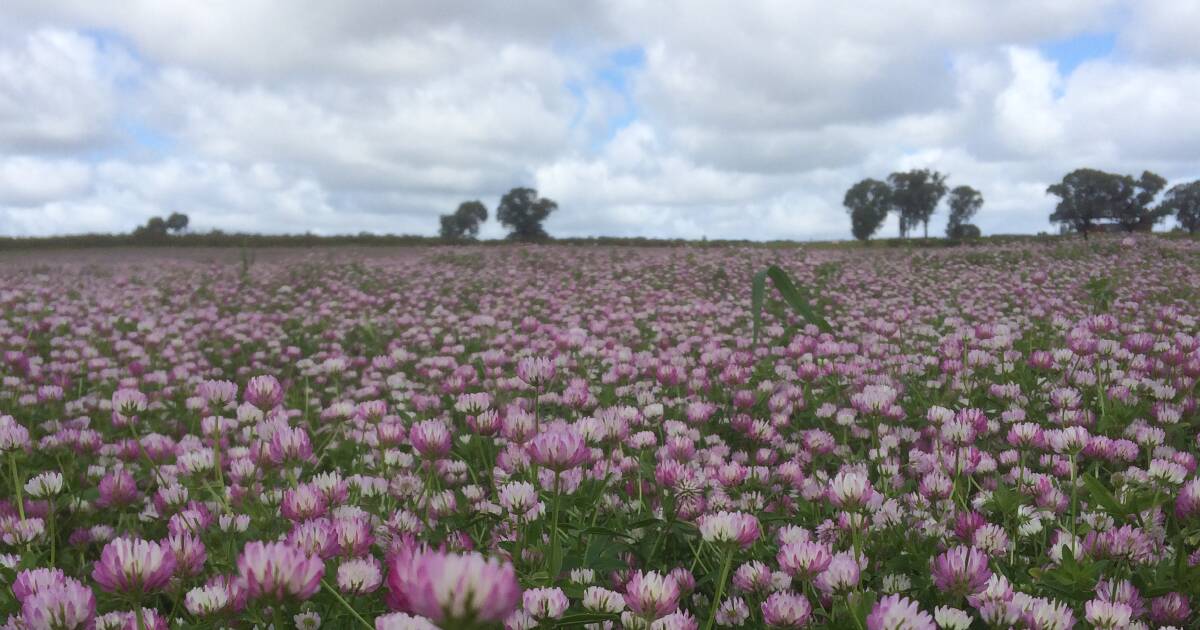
[698,511,761,549]
[236,540,324,601]
[523,587,569,619]
[929,546,991,598]
[386,550,520,624]
[866,594,935,630]
[526,424,590,472]
[778,541,832,580]
[338,556,383,595]
[20,577,96,630]
[91,537,176,595]
[516,356,556,386]
[409,420,453,459]
[624,571,681,620]
[761,591,812,628]
[245,375,284,410]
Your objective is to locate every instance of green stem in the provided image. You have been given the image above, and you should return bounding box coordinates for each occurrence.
[47,506,56,565]
[212,429,225,492]
[1069,454,1078,541]
[550,471,562,577]
[322,578,373,629]
[847,593,866,630]
[703,548,735,630]
[8,455,24,521]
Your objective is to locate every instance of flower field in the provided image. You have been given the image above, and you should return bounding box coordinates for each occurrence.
[2,238,1200,629]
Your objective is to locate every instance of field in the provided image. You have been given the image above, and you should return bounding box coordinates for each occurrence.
[2,237,1200,629]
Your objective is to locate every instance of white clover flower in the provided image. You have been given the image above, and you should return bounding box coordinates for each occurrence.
[24,471,64,498]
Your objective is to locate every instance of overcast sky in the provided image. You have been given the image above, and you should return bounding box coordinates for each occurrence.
[2,1,1198,240]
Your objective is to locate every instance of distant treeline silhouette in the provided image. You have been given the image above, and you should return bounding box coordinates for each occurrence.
[845,168,1200,243]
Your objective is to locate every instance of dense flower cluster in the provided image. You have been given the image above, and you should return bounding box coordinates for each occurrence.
[0,237,1198,628]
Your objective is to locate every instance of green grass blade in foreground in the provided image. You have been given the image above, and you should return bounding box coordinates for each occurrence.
[752,265,833,345]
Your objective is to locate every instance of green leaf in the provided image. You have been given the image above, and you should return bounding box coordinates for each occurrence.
[578,526,635,541]
[986,483,1021,515]
[850,591,877,628]
[554,612,620,626]
[751,265,833,345]
[1082,474,1123,516]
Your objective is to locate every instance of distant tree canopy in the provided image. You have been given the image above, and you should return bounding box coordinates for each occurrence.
[497,187,557,241]
[845,170,976,241]
[439,201,488,240]
[1161,180,1200,235]
[843,178,892,242]
[888,169,948,239]
[1112,171,1168,232]
[165,212,190,233]
[133,213,189,240]
[946,185,983,239]
[1047,168,1168,238]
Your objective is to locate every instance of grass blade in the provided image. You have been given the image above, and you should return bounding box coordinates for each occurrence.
[751,265,833,345]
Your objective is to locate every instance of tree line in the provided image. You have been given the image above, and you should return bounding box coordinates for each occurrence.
[843,169,983,242]
[1047,169,1200,238]
[844,167,1200,242]
[439,187,558,241]
[132,212,190,240]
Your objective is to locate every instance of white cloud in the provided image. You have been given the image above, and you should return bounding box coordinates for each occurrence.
[0,29,133,151]
[0,1,1198,240]
[0,157,92,205]
[993,48,1066,156]
[1120,0,1200,63]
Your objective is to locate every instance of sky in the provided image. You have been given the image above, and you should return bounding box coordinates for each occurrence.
[1,1,1199,241]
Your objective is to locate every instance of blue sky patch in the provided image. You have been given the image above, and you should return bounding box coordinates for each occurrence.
[565,45,646,150]
[1041,31,1116,76]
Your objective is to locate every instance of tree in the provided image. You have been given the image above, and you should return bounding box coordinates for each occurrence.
[1111,171,1168,232]
[1161,180,1200,234]
[953,224,981,239]
[843,178,892,242]
[497,188,557,241]
[888,169,948,238]
[946,185,983,239]
[1048,169,1118,239]
[144,217,168,237]
[165,212,190,234]
[438,201,488,240]
[1047,168,1167,238]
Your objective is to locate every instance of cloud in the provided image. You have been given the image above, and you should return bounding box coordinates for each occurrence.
[0,1,1198,239]
[1120,0,1200,63]
[0,157,92,205]
[0,29,134,152]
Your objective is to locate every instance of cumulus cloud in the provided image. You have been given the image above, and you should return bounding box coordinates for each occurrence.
[0,29,133,151]
[1,1,1198,239]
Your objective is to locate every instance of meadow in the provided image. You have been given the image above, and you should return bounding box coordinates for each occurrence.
[2,236,1199,629]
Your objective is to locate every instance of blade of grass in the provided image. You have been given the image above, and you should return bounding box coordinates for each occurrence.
[752,265,833,345]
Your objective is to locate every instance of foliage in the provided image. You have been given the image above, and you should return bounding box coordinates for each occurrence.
[438,201,489,241]
[887,169,948,239]
[947,223,981,240]
[843,178,892,242]
[1160,180,1200,234]
[1048,168,1168,238]
[945,186,983,238]
[750,264,833,346]
[132,214,190,241]
[165,212,190,234]
[1110,171,1168,232]
[497,187,557,241]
